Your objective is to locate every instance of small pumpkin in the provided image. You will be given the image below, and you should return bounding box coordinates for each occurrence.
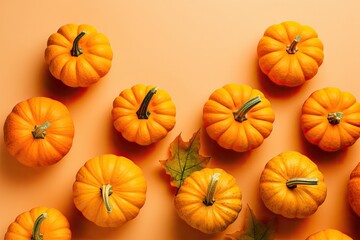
[4,207,71,240]
[73,154,147,227]
[203,83,275,152]
[3,97,74,167]
[174,168,242,234]
[45,23,113,87]
[257,21,324,87]
[112,84,176,145]
[301,87,360,152]
[259,151,327,218]
[348,162,360,216]
[305,229,353,240]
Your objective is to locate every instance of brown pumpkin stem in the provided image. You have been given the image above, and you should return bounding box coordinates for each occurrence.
[136,87,158,119]
[286,177,318,189]
[101,184,113,213]
[32,121,51,139]
[203,173,221,206]
[286,35,302,54]
[233,96,261,122]
[327,112,343,124]
[70,31,86,56]
[31,212,48,240]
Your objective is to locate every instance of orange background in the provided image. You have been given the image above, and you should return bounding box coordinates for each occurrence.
[1,1,360,239]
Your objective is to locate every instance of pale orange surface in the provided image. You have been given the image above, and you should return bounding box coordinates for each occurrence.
[1,1,360,240]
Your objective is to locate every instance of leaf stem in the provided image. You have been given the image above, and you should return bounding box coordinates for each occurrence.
[136,87,158,119]
[32,121,51,139]
[233,96,261,122]
[31,213,48,240]
[286,177,318,189]
[286,35,301,54]
[327,112,343,124]
[100,184,113,213]
[203,173,221,206]
[70,31,86,56]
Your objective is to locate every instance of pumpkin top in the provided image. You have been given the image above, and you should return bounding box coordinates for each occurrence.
[203,83,275,152]
[112,84,176,145]
[174,168,242,234]
[259,151,327,218]
[301,87,360,151]
[73,154,147,227]
[305,229,353,240]
[5,207,71,240]
[3,96,74,167]
[45,23,113,87]
[257,21,324,87]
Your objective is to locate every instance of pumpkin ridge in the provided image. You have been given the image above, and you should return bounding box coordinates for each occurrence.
[268,53,289,78]
[59,59,77,85]
[85,159,106,186]
[58,25,79,45]
[49,53,70,74]
[81,53,111,77]
[24,99,37,124]
[86,45,113,59]
[47,33,72,48]
[10,221,31,238]
[111,193,143,211]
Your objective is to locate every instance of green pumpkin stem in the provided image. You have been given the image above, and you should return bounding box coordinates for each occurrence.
[286,177,318,189]
[31,213,48,240]
[286,35,302,54]
[203,173,221,206]
[233,96,261,122]
[32,121,51,139]
[136,87,158,119]
[327,112,343,124]
[101,184,113,213]
[70,31,86,56]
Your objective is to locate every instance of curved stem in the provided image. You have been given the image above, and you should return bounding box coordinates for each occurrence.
[31,213,48,240]
[327,112,343,124]
[286,35,301,54]
[233,96,261,122]
[286,177,318,189]
[70,31,86,56]
[101,184,113,213]
[136,87,158,119]
[203,173,221,206]
[32,121,51,139]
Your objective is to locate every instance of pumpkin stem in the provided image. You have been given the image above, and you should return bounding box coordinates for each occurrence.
[70,31,86,56]
[233,96,261,122]
[101,184,113,213]
[203,173,221,206]
[31,212,48,240]
[136,87,158,119]
[286,177,318,189]
[32,121,51,139]
[327,112,343,124]
[286,35,301,54]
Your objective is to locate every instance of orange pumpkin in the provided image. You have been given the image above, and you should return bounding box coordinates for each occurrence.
[257,21,324,87]
[203,83,275,152]
[4,207,71,240]
[45,23,113,87]
[348,162,360,216]
[174,168,242,234]
[112,84,176,145]
[301,87,360,152]
[3,97,74,167]
[73,154,147,227]
[305,229,353,240]
[259,151,327,218]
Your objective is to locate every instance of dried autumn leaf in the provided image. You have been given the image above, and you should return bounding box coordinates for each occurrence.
[160,129,211,189]
[226,205,275,240]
